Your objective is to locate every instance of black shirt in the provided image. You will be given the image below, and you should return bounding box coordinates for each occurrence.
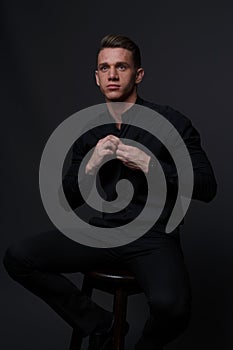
[62,96,217,232]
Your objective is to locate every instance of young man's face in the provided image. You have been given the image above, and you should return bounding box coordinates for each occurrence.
[95,48,144,103]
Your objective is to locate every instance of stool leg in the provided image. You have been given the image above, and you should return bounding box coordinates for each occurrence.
[69,275,93,350]
[113,288,128,350]
[69,330,83,350]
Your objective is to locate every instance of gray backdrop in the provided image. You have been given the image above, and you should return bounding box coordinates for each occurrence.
[1,0,232,349]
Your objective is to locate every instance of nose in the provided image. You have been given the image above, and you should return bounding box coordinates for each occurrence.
[108,66,119,80]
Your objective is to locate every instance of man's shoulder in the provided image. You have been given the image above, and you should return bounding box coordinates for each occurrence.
[138,97,192,132]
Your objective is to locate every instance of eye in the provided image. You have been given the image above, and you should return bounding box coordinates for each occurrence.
[117,64,127,71]
[99,65,109,72]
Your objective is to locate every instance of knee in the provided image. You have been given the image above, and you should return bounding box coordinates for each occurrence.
[3,242,32,279]
[148,291,191,321]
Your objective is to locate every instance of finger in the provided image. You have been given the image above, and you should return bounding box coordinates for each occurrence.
[122,160,135,166]
[102,139,119,150]
[116,156,126,161]
[103,140,118,151]
[123,162,140,170]
[116,149,127,158]
[121,161,137,169]
[117,143,126,150]
[117,143,131,152]
[108,135,120,142]
[101,149,114,156]
[103,135,120,144]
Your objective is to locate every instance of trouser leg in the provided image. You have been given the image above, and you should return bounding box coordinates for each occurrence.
[120,231,192,349]
[3,229,117,336]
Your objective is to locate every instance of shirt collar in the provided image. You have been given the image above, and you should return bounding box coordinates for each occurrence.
[121,95,144,122]
[104,95,144,123]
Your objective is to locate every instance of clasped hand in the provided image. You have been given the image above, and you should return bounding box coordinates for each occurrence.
[85,135,151,175]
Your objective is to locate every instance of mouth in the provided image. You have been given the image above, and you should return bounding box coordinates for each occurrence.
[107,84,120,89]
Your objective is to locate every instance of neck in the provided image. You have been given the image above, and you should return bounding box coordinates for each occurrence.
[106,93,137,129]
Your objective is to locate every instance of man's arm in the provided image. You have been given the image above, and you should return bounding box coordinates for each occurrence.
[62,137,89,210]
[178,116,217,202]
[62,134,120,210]
[159,106,217,203]
[115,107,217,203]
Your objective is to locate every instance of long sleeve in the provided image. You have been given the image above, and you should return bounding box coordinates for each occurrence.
[62,136,94,210]
[161,105,217,203]
[181,118,217,202]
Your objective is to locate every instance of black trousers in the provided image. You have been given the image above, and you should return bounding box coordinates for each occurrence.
[3,228,191,349]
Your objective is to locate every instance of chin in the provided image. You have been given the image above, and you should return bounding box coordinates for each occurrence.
[107,97,123,102]
[105,91,129,102]
[105,94,123,102]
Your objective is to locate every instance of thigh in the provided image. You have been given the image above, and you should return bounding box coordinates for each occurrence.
[122,232,191,305]
[8,229,118,273]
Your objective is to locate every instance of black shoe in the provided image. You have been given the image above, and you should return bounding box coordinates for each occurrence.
[88,318,129,350]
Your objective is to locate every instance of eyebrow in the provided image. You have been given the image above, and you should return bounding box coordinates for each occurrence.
[98,61,130,68]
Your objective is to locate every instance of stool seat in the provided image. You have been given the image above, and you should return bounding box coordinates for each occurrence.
[84,268,141,295]
[87,268,137,280]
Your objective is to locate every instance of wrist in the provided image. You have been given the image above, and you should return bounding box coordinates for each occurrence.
[85,162,96,175]
[147,156,157,173]
[142,155,151,174]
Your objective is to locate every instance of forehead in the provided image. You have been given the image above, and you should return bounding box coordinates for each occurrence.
[97,48,134,65]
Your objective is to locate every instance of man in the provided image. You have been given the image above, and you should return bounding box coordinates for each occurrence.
[4,34,217,349]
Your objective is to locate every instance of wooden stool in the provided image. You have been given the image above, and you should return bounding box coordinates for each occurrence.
[69,268,142,350]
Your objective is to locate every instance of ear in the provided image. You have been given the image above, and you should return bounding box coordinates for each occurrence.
[95,70,100,86]
[135,68,144,84]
